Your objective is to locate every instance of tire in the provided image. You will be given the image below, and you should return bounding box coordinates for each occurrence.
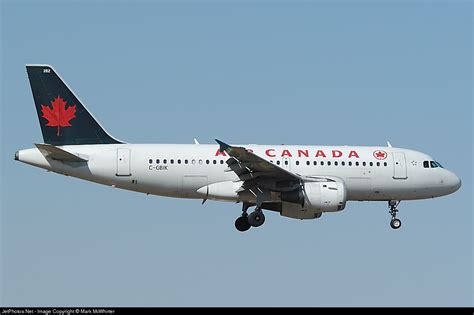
[235,216,251,232]
[390,218,401,229]
[248,210,265,227]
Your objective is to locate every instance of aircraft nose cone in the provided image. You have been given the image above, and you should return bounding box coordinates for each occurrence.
[453,176,461,192]
[447,172,461,193]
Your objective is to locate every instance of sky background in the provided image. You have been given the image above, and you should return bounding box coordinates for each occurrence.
[1,0,472,307]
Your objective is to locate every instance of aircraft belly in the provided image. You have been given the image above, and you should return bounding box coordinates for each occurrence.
[345,177,372,200]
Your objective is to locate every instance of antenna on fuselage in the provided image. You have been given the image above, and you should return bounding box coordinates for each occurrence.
[387,141,392,147]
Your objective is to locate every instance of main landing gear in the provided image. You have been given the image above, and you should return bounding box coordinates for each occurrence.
[234,202,266,232]
[389,200,402,229]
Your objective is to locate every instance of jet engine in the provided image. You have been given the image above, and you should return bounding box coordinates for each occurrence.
[280,181,347,219]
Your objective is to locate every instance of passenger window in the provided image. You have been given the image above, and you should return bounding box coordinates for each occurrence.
[328,161,331,166]
[376,162,380,167]
[369,162,373,166]
[170,159,174,164]
[348,162,352,166]
[220,160,224,165]
[334,161,338,166]
[163,159,167,164]
[284,161,288,165]
[342,161,345,166]
[306,161,310,166]
[206,160,210,165]
[296,161,300,166]
[430,161,438,168]
[149,159,153,164]
[321,161,324,166]
[213,160,217,164]
[384,162,387,167]
[177,159,181,164]
[355,162,359,166]
[191,159,196,165]
[363,162,366,166]
[277,161,280,165]
[185,159,188,164]
[199,159,203,165]
[313,161,317,166]
[156,159,160,164]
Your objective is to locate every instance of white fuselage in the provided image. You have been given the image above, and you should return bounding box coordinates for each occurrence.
[16,143,461,203]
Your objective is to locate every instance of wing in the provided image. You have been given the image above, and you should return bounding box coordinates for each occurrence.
[216,139,301,193]
[215,139,337,207]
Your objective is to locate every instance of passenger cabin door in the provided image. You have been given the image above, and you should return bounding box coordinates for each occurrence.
[116,148,131,176]
[392,152,407,179]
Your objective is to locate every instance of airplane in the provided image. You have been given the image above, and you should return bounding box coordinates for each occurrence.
[15,64,462,232]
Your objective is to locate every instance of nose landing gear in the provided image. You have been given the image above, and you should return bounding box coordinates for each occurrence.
[389,200,401,229]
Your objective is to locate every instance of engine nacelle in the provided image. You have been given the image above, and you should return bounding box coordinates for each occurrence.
[280,181,347,219]
[304,181,347,212]
[278,202,322,220]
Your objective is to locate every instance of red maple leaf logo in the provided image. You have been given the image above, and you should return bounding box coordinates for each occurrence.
[41,96,77,136]
[373,150,387,160]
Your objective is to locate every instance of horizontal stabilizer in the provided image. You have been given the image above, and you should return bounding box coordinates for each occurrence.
[35,143,88,162]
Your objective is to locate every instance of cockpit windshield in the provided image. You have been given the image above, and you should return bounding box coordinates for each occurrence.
[423,161,444,168]
[426,161,444,168]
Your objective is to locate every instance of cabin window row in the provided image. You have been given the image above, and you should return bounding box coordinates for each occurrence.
[149,158,389,167]
[271,160,388,167]
[149,159,225,165]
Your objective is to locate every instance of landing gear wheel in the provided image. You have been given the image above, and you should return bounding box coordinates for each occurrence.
[388,200,402,230]
[390,218,401,229]
[235,216,251,232]
[248,210,265,227]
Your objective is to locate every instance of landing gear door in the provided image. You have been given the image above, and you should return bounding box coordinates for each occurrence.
[393,152,407,179]
[116,148,131,176]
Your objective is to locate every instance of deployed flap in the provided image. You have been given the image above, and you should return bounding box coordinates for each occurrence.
[35,143,88,162]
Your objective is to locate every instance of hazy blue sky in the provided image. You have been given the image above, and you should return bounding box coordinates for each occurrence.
[1,0,472,307]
